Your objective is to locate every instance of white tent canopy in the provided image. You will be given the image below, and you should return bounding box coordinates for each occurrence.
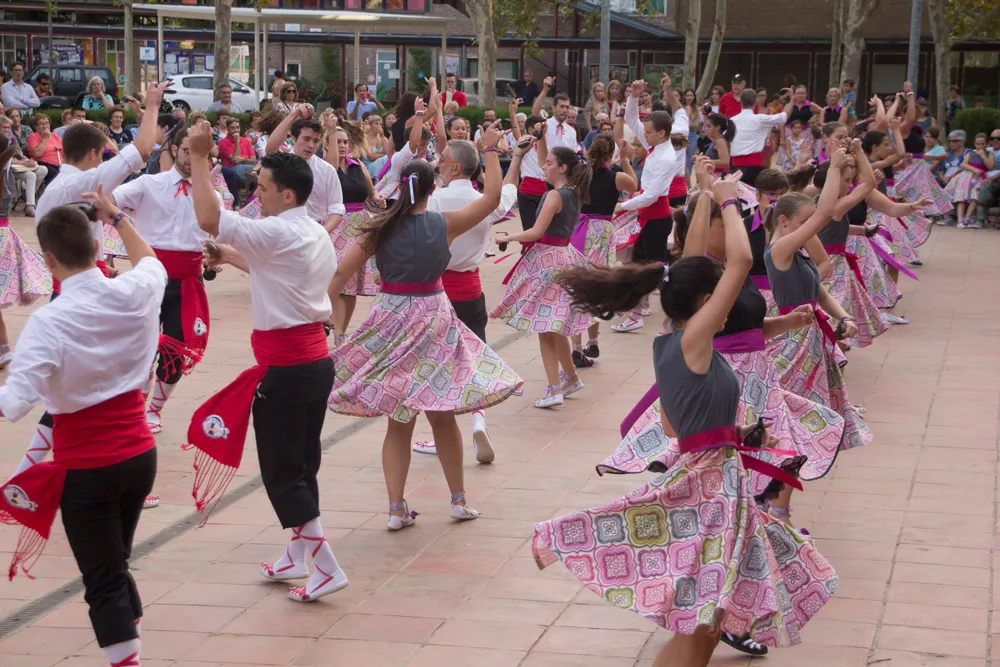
[132,3,451,106]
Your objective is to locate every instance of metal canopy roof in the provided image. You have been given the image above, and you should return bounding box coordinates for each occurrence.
[130,3,450,26]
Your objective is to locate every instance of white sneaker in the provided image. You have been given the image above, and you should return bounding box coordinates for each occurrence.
[412,440,437,455]
[957,219,970,229]
[560,373,584,398]
[387,502,418,531]
[938,217,957,226]
[533,390,564,409]
[612,316,644,333]
[884,313,909,325]
[639,308,651,317]
[143,494,160,509]
[970,219,984,229]
[471,413,494,464]
[450,503,481,521]
[146,411,163,435]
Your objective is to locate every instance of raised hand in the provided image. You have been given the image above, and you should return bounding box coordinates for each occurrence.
[80,184,122,225]
[187,119,216,158]
[630,80,646,98]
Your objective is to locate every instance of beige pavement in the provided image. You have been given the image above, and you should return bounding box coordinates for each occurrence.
[0,213,996,667]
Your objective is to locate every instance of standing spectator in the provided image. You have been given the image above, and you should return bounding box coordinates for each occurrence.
[1,62,39,113]
[33,72,52,99]
[273,82,298,115]
[82,77,114,111]
[532,77,580,152]
[172,107,187,124]
[841,79,857,124]
[441,73,467,108]
[107,106,133,147]
[26,113,62,186]
[346,82,383,120]
[718,74,757,118]
[6,108,30,152]
[582,112,610,149]
[584,81,610,133]
[54,107,87,139]
[206,84,243,113]
[0,114,46,216]
[218,117,257,206]
[391,92,418,152]
[706,85,724,113]
[974,130,1000,226]
[945,85,965,132]
[362,113,392,179]
[271,70,286,99]
[607,79,622,107]
[507,69,541,109]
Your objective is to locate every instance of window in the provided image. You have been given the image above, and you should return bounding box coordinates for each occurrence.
[0,35,27,71]
[230,80,250,93]
[182,76,214,90]
[285,62,301,79]
[58,68,82,83]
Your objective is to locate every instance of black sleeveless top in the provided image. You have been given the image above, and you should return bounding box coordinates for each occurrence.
[742,211,768,276]
[788,103,814,126]
[818,216,849,246]
[716,278,767,337]
[846,197,868,227]
[654,332,740,439]
[883,164,894,181]
[338,161,371,204]
[582,165,622,216]
[903,130,925,154]
[822,107,841,124]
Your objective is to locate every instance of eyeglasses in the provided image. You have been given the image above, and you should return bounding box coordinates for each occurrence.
[991,136,1000,141]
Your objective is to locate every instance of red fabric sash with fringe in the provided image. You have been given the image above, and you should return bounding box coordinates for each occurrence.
[154,249,209,377]
[0,390,154,580]
[185,323,328,523]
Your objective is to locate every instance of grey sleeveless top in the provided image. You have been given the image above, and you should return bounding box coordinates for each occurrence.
[654,332,739,439]
[817,216,849,247]
[764,245,820,307]
[376,211,451,290]
[537,188,580,238]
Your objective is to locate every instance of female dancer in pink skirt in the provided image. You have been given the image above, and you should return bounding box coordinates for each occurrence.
[328,138,522,530]
[535,175,836,665]
[945,132,994,228]
[490,144,593,408]
[764,142,873,452]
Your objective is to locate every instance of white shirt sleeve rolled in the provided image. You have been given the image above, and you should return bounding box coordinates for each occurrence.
[0,316,60,422]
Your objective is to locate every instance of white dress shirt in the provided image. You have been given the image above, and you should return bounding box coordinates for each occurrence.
[545,117,580,152]
[621,97,683,212]
[215,206,336,331]
[427,180,517,273]
[36,144,145,260]
[0,258,167,421]
[730,109,787,157]
[387,142,416,193]
[1,81,40,111]
[112,168,215,252]
[303,154,345,222]
[520,145,545,181]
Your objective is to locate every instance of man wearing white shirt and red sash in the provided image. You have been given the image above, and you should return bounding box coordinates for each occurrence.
[1,197,166,667]
[730,88,787,186]
[411,135,522,461]
[185,121,348,603]
[613,79,686,333]
[112,124,213,434]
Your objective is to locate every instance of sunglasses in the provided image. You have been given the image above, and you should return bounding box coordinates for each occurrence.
[991,136,1000,141]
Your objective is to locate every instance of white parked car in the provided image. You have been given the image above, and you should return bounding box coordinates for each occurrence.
[161,74,257,112]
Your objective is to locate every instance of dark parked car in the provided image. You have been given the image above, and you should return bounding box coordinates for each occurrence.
[25,65,119,108]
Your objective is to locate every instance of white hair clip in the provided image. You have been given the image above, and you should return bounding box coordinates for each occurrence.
[661,263,670,284]
[407,173,418,204]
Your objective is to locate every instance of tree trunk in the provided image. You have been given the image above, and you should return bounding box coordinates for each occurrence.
[466,0,497,108]
[695,0,725,101]
[124,0,134,96]
[839,0,878,93]
[213,0,233,96]
[829,0,844,90]
[47,9,54,76]
[926,0,952,123]
[682,0,701,91]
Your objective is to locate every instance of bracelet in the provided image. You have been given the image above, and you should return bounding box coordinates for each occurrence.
[840,316,855,322]
[415,110,425,116]
[720,198,739,211]
[483,146,499,154]
[111,212,127,228]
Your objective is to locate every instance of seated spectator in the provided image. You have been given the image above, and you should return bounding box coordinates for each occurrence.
[218,117,258,206]
[206,84,243,113]
[0,113,46,216]
[33,72,52,99]
[5,108,30,152]
[212,109,231,142]
[273,82,298,115]
[583,112,611,149]
[54,107,87,139]
[245,110,263,154]
[26,113,61,187]
[82,77,114,111]
[107,106,133,147]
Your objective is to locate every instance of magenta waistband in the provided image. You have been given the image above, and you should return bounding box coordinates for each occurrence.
[713,328,766,353]
[970,163,988,174]
[0,218,8,228]
[885,178,895,186]
[750,274,770,291]
[381,279,444,295]
[345,202,365,213]
[910,153,925,159]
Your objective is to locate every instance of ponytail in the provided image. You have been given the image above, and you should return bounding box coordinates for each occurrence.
[706,113,734,144]
[724,119,736,144]
[551,146,591,205]
[362,159,435,255]
[763,191,812,234]
[786,163,817,192]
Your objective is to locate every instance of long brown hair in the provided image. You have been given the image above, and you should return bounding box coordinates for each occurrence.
[550,146,592,206]
[361,159,435,255]
[761,191,812,234]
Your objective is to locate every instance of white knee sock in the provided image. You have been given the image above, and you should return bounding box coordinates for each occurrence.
[13,424,53,477]
[146,381,177,420]
[271,525,308,571]
[472,410,487,433]
[105,638,141,666]
[299,518,341,575]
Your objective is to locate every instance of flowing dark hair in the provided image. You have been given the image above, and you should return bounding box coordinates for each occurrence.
[587,135,615,170]
[861,130,888,155]
[395,92,419,121]
[556,257,724,322]
[670,195,721,257]
[785,163,818,193]
[362,159,435,255]
[550,146,592,206]
[706,113,736,143]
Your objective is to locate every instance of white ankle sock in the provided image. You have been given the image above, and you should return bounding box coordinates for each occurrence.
[105,638,141,666]
[299,518,341,575]
[472,410,486,432]
[146,381,177,420]
[13,424,53,477]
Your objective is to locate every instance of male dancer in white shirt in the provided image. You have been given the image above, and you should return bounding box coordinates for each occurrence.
[264,103,345,232]
[730,88,787,186]
[410,132,522,462]
[112,124,217,433]
[185,120,347,603]
[1,196,166,667]
[14,82,166,509]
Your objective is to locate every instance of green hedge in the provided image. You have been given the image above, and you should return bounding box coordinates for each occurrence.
[952,107,1000,138]
[31,108,254,129]
[454,105,533,130]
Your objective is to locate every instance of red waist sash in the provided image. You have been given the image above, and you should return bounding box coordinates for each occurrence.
[668,176,687,199]
[823,244,866,289]
[677,425,803,491]
[1,390,155,581]
[731,152,764,167]
[778,301,835,391]
[713,328,766,353]
[442,268,482,302]
[344,202,365,213]
[501,235,572,286]
[637,195,671,225]
[381,279,444,296]
[518,177,548,197]
[0,218,8,228]
[185,323,329,522]
[154,249,210,377]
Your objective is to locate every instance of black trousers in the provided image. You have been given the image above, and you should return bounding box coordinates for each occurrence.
[253,357,335,529]
[451,293,488,343]
[516,191,543,254]
[633,215,673,264]
[61,448,157,648]
[737,165,765,188]
[156,277,202,384]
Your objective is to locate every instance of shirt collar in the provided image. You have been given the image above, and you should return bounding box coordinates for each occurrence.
[445,179,475,190]
[59,267,105,293]
[278,206,310,221]
[344,156,360,167]
[169,167,190,184]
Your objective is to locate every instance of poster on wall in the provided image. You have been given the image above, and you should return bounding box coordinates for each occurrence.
[193,55,207,73]
[37,43,84,65]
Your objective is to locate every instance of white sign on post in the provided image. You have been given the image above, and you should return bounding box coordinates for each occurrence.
[139,47,156,63]
[388,69,400,80]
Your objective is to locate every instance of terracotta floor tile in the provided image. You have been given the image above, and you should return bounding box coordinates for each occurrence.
[156,582,272,607]
[478,576,583,603]
[453,597,566,625]
[552,603,658,631]
[353,591,468,618]
[185,634,313,664]
[868,648,984,667]
[140,603,245,633]
[426,619,546,650]
[293,639,419,666]
[324,614,442,643]
[748,644,870,666]
[891,562,991,589]
[887,581,990,609]
[533,626,650,658]
[798,619,876,648]
[815,598,883,624]
[877,625,986,658]
[404,645,526,667]
[220,607,344,638]
[882,601,988,632]
[0,627,96,655]
[518,653,637,667]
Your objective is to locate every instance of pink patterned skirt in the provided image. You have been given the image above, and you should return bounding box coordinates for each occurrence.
[489,243,593,336]
[821,249,889,348]
[867,211,920,266]
[849,235,901,310]
[102,223,128,258]
[533,445,837,646]
[944,170,985,203]
[577,213,617,266]
[330,208,379,297]
[0,222,51,308]
[329,290,523,423]
[895,160,953,217]
[610,210,640,264]
[767,319,872,451]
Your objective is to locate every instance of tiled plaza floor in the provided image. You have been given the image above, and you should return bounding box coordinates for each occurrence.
[0,213,996,666]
